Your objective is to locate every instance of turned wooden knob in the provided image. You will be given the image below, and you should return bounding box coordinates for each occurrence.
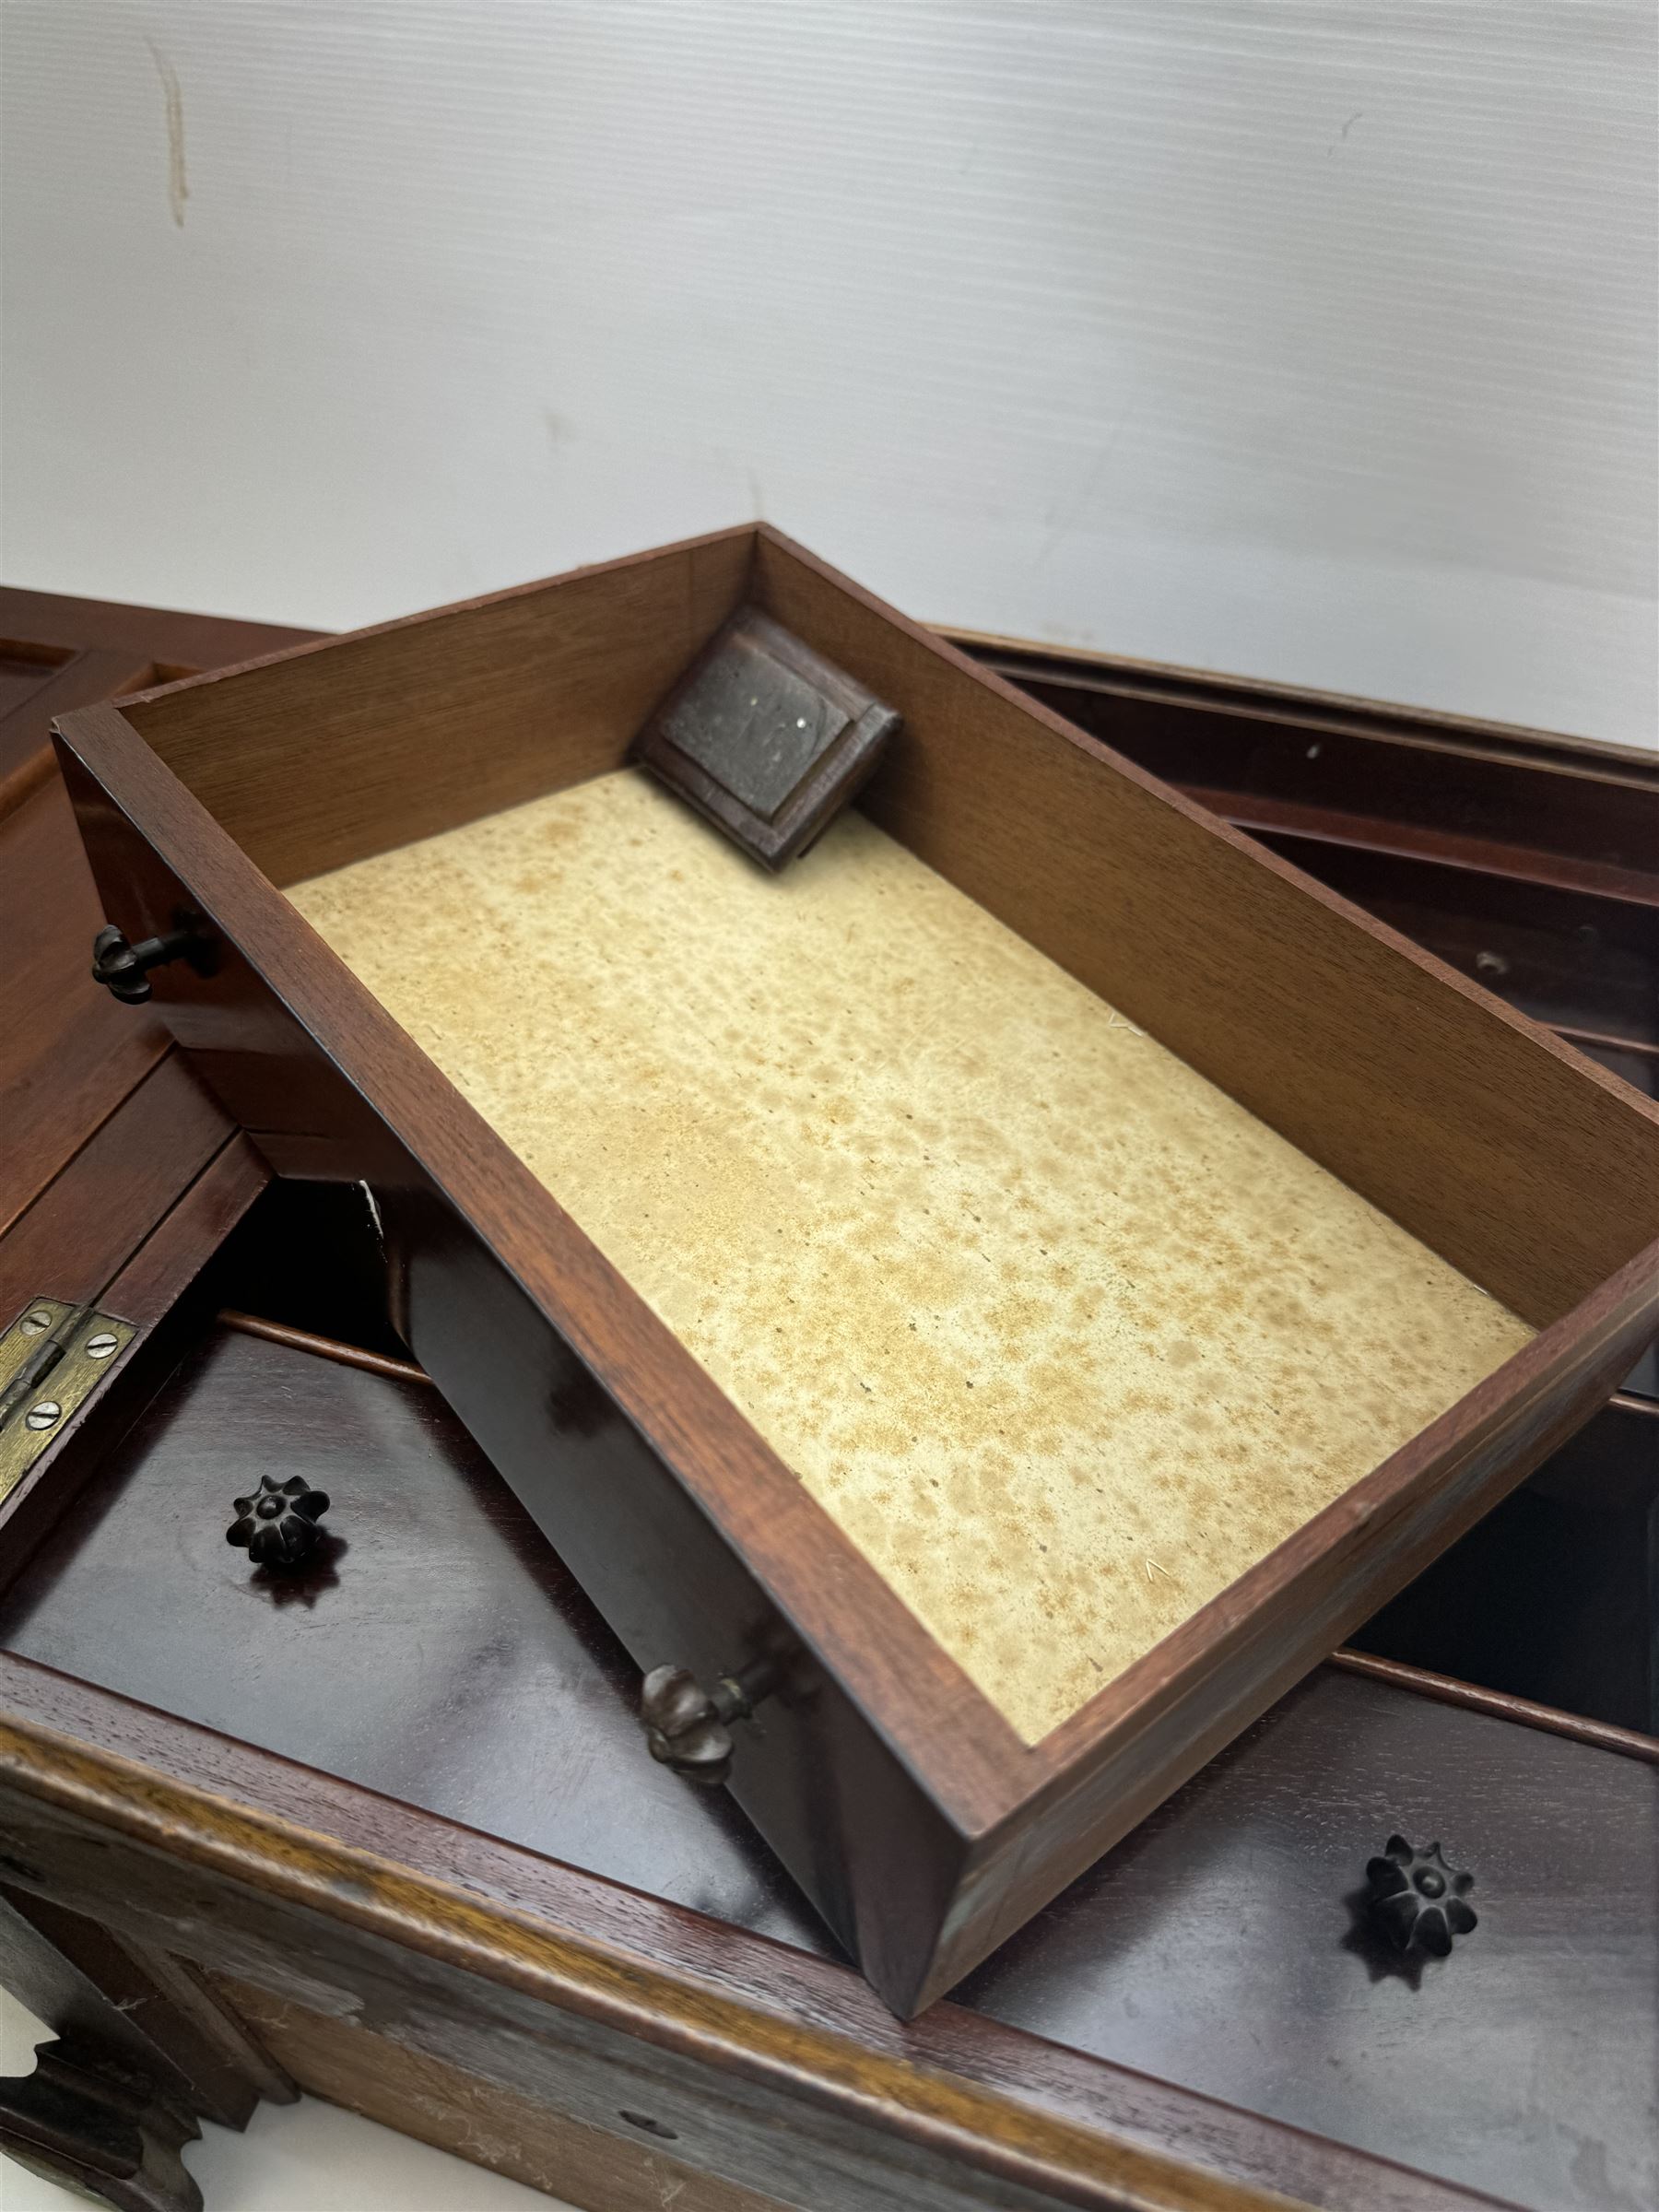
[640,1660,771,1786]
[91,917,215,1006]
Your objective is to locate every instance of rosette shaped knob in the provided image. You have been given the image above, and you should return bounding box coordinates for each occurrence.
[1366,1834,1477,1957]
[227,1474,331,1571]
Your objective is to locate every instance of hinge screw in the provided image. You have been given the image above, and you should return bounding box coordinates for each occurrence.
[24,1402,62,1431]
[85,1334,119,1360]
[19,1311,53,1335]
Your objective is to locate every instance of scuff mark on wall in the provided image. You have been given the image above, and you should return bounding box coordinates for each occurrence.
[145,35,188,226]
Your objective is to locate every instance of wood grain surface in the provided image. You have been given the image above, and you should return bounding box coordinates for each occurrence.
[7,582,1653,2207]
[961,641,1659,889]
[0,1655,1529,2212]
[0,1323,1648,2208]
[0,590,315,1239]
[119,533,754,886]
[53,678,1031,2013]
[0,1886,292,2131]
[0,586,315,697]
[0,1053,230,1327]
[218,1981,784,2212]
[0,1135,268,1587]
[759,533,1659,1327]
[52,524,1659,2010]
[0,779,171,1240]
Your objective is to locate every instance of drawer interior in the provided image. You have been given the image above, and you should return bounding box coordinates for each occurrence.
[97,529,1657,1750]
[288,766,1530,1742]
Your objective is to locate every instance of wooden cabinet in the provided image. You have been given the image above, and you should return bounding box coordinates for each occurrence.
[0,579,1653,2207]
[50,528,1659,2012]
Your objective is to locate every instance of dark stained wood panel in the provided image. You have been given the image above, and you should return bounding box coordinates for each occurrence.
[0,1136,270,1594]
[0,1885,292,2131]
[0,778,171,1239]
[0,1653,1539,2212]
[216,1982,784,2212]
[0,1324,809,1949]
[0,648,153,796]
[1352,1397,1659,1733]
[959,639,1659,889]
[957,1669,1657,2212]
[0,1323,1648,2209]
[0,585,317,1239]
[0,586,315,673]
[0,1053,231,1328]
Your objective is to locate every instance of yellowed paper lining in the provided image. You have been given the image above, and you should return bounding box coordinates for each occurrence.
[292,771,1532,1743]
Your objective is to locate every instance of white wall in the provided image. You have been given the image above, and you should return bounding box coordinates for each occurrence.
[2,0,1653,745]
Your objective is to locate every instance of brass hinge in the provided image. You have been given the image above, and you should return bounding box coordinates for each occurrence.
[0,1299,135,1504]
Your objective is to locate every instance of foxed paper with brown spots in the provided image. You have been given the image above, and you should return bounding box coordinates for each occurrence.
[292,771,1532,1743]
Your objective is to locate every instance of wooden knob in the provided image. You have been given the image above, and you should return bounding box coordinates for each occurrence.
[1366,1835,1477,1957]
[91,916,216,1006]
[227,1475,330,1571]
[640,1665,735,1785]
[640,1658,776,1787]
